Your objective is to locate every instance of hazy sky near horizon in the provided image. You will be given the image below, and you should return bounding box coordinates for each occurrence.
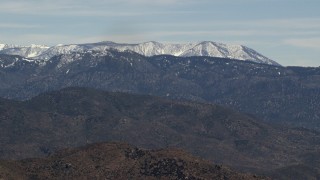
[0,0,319,66]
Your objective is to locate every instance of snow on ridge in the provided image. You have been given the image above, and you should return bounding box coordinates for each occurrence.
[0,41,280,66]
[0,44,6,51]
[0,43,49,58]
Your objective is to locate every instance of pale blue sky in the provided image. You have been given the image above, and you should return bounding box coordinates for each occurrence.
[0,0,319,66]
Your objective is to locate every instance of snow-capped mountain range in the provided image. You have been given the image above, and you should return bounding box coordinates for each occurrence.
[0,41,280,66]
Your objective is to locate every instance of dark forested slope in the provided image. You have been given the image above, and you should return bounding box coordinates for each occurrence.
[0,87,319,177]
[1,51,319,130]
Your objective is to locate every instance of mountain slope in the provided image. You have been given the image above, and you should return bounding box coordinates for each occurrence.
[0,142,267,180]
[0,87,319,177]
[0,51,318,130]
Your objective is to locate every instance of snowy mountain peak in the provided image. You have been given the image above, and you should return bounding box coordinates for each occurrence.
[0,41,280,66]
[0,44,6,50]
[30,44,48,48]
[0,43,20,51]
[0,43,49,58]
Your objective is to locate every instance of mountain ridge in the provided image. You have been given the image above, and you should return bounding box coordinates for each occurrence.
[0,142,268,180]
[0,41,280,66]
